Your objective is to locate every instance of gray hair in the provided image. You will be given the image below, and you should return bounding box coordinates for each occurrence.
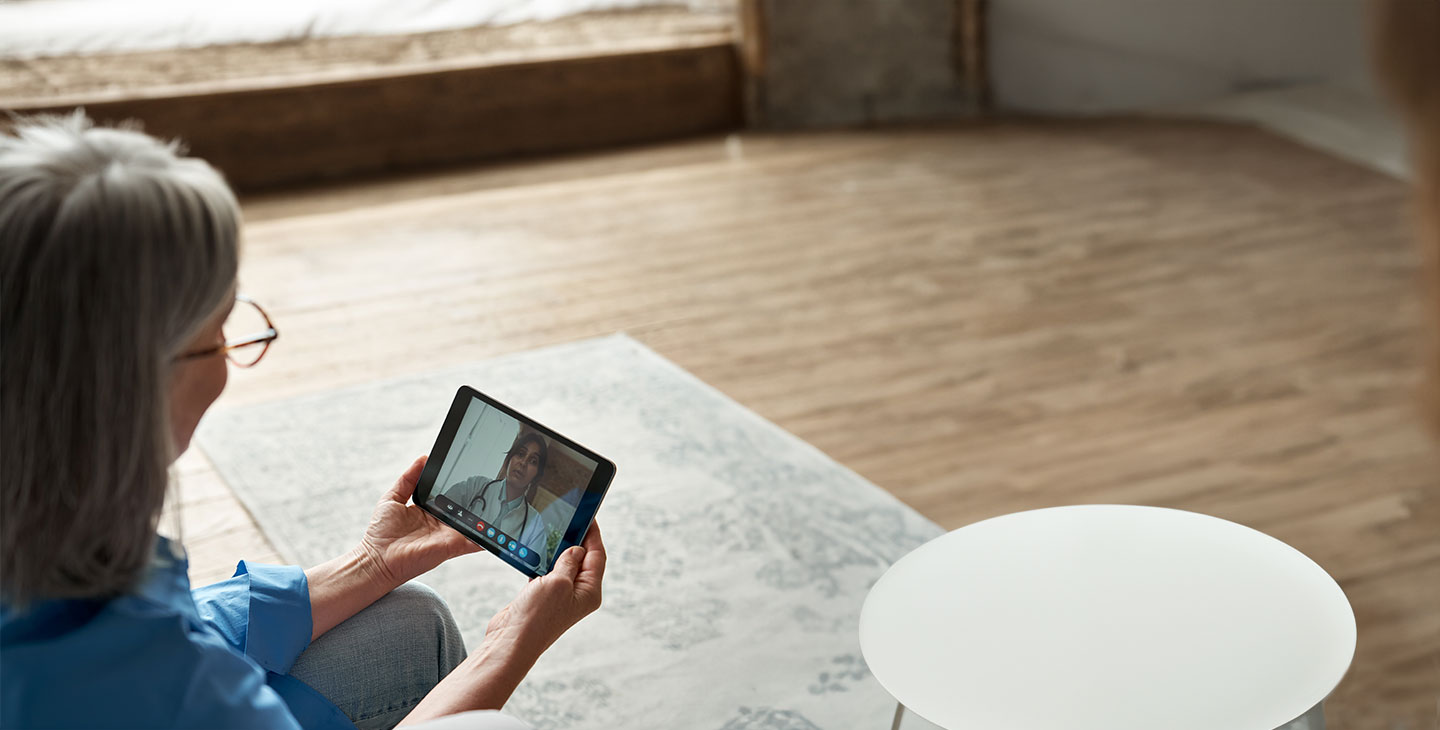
[0,113,239,606]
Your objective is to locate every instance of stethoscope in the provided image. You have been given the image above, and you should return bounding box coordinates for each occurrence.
[468,478,531,537]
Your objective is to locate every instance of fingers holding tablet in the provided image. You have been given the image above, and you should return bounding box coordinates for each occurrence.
[383,455,428,504]
[572,524,605,608]
[497,522,607,652]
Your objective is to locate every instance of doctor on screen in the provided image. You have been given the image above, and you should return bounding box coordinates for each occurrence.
[443,432,553,559]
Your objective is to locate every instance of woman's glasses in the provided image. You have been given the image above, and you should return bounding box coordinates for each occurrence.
[178,294,279,368]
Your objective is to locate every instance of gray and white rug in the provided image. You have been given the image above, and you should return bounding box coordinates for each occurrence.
[196,334,943,730]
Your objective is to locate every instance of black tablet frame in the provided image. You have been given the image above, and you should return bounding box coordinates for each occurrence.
[413,385,616,579]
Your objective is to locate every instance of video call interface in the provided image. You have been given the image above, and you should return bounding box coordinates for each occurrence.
[425,398,599,575]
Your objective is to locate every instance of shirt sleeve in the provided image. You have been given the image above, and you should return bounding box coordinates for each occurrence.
[176,632,308,730]
[192,560,314,675]
[443,476,483,507]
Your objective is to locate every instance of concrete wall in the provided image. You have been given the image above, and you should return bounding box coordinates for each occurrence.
[749,0,976,127]
[990,0,1375,113]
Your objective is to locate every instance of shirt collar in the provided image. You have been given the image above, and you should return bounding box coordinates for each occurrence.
[134,536,194,609]
[498,481,528,509]
[2,535,195,639]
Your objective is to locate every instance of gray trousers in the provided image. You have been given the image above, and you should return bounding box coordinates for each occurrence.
[289,582,470,730]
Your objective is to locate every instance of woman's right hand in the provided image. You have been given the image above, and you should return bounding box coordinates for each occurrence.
[397,526,606,726]
[486,524,607,655]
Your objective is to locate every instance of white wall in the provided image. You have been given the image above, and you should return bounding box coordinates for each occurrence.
[436,402,518,496]
[990,0,1375,113]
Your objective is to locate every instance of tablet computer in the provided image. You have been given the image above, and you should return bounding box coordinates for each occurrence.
[413,386,616,579]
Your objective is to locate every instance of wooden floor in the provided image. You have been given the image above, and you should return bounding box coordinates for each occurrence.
[167,119,1440,728]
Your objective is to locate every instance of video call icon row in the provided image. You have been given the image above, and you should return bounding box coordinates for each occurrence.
[436,495,536,564]
[477,522,528,558]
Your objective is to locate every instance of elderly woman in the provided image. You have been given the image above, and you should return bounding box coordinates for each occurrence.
[0,115,605,730]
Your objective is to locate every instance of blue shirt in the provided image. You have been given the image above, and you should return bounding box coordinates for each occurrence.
[1,537,355,730]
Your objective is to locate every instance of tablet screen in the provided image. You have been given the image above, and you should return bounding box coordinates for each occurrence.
[420,390,608,576]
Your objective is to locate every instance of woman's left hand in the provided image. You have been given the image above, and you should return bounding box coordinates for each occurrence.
[357,455,480,587]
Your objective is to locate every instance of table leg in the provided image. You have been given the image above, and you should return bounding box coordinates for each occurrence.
[1275,702,1325,730]
[890,703,905,730]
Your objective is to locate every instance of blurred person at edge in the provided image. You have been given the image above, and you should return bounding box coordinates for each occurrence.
[0,114,605,730]
[1372,0,1440,437]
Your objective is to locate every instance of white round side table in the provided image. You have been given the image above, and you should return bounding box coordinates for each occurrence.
[858,505,1355,730]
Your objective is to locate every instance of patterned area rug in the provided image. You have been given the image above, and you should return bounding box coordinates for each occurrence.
[197,334,942,730]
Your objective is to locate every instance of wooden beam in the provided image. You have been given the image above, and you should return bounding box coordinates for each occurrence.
[737,0,768,126]
[12,45,743,192]
[955,0,991,111]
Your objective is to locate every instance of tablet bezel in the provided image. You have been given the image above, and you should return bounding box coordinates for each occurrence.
[413,385,616,579]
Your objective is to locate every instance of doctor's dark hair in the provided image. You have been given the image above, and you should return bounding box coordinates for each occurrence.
[0,114,239,607]
[500,432,550,501]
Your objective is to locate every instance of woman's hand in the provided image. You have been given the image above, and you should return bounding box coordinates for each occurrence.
[485,523,607,655]
[308,456,480,640]
[396,525,607,725]
[358,455,480,588]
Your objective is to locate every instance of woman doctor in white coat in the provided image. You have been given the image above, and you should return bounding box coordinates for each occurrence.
[444,432,554,565]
